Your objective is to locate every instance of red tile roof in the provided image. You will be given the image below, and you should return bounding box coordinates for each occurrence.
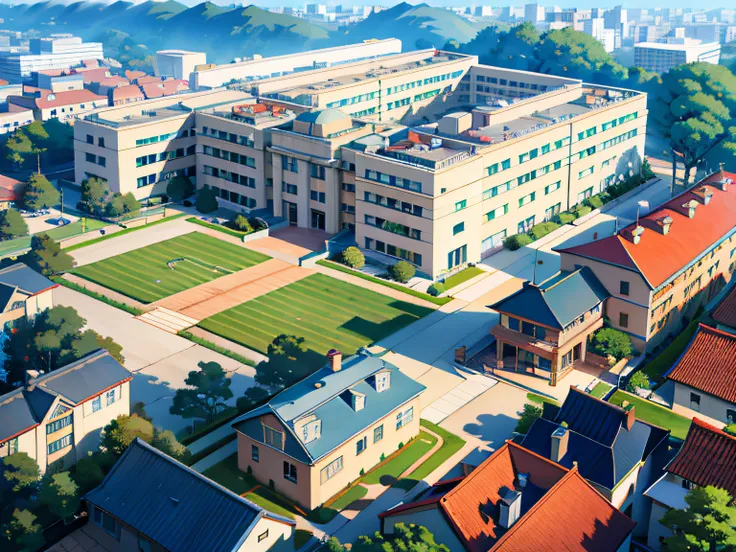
[112,85,145,104]
[558,171,736,288]
[125,70,147,81]
[666,324,736,403]
[79,67,111,84]
[713,287,736,329]
[667,418,736,497]
[35,89,107,109]
[141,79,189,99]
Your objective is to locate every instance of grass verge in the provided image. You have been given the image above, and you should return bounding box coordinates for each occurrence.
[327,484,368,511]
[186,216,257,238]
[361,431,437,485]
[406,420,466,482]
[442,266,485,290]
[316,259,452,306]
[179,407,239,446]
[52,276,143,316]
[643,319,700,383]
[178,331,256,367]
[186,434,236,466]
[294,529,313,549]
[608,390,691,441]
[589,382,613,399]
[526,392,560,406]
[64,213,187,252]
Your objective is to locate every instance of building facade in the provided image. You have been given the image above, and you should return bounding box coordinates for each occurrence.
[0,263,56,325]
[634,38,721,73]
[0,35,104,83]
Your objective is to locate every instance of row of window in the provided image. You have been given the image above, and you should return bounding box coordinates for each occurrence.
[350,107,377,118]
[47,434,72,455]
[363,192,424,218]
[85,152,106,167]
[135,130,189,147]
[414,89,441,102]
[365,215,422,241]
[475,75,546,91]
[326,91,378,109]
[136,167,195,188]
[364,170,422,193]
[203,145,256,168]
[483,160,565,200]
[85,134,105,147]
[135,146,194,167]
[310,190,326,203]
[201,126,254,148]
[203,165,256,188]
[364,237,423,266]
[601,112,638,132]
[46,414,72,434]
[204,184,257,209]
[386,97,411,111]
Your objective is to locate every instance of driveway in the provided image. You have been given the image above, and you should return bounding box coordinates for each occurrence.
[55,286,255,433]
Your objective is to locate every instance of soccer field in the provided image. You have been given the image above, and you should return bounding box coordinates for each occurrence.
[73,232,270,303]
[198,273,433,358]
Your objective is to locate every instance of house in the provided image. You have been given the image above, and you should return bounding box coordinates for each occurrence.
[488,267,609,386]
[111,84,145,106]
[521,387,670,533]
[712,285,736,332]
[644,418,736,550]
[0,174,24,208]
[379,441,636,551]
[141,79,190,100]
[0,262,57,325]
[7,89,108,122]
[557,169,736,351]
[0,350,131,472]
[665,323,736,426]
[85,438,295,552]
[231,349,426,510]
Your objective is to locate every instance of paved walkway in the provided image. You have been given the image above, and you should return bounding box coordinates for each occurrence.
[136,307,199,334]
[61,273,148,311]
[187,421,238,455]
[421,372,496,424]
[190,439,238,472]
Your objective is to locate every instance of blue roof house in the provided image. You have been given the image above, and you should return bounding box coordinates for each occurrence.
[488,267,609,386]
[231,349,426,510]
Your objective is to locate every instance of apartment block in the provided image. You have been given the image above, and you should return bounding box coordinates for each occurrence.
[0,35,104,83]
[73,43,647,279]
[634,38,721,73]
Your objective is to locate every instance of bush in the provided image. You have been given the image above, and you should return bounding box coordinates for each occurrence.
[232,214,253,233]
[530,221,560,241]
[427,282,445,297]
[627,371,651,393]
[389,260,415,283]
[515,403,542,434]
[166,175,195,202]
[340,246,365,269]
[571,204,592,218]
[591,327,634,361]
[585,195,604,209]
[504,233,533,250]
[196,188,218,214]
[556,212,576,225]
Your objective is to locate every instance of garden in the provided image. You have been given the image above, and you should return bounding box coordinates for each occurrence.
[198,273,433,361]
[72,232,270,303]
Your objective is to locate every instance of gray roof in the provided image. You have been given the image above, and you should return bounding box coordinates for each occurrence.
[489,267,609,329]
[32,350,130,403]
[85,439,293,552]
[0,263,56,295]
[0,388,42,442]
[232,352,426,464]
[0,283,16,311]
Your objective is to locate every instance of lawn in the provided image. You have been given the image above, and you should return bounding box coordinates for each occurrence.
[45,218,108,240]
[590,382,613,399]
[406,420,466,482]
[643,319,700,383]
[442,266,485,290]
[327,484,368,511]
[73,232,270,303]
[203,454,298,519]
[608,390,691,441]
[199,273,434,357]
[361,431,437,485]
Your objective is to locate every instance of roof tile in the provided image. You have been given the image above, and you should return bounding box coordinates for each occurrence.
[713,287,736,329]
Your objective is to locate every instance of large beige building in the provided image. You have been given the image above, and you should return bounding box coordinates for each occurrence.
[73,42,647,279]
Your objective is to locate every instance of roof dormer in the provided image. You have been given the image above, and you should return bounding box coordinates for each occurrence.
[295,414,321,444]
[373,370,391,393]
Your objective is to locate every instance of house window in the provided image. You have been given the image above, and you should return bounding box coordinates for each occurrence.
[46,414,73,434]
[283,461,297,483]
[310,190,326,203]
[93,507,120,540]
[619,313,629,328]
[98,137,105,148]
[356,436,367,455]
[375,372,390,392]
[681,479,695,490]
[258,530,269,543]
[320,456,343,484]
[7,437,18,454]
[620,281,630,296]
[453,222,465,235]
[92,396,102,413]
[138,535,152,552]
[310,164,326,180]
[374,425,384,443]
[106,389,116,406]
[252,445,259,462]
[690,393,701,412]
[508,317,520,331]
[455,200,467,212]
[396,406,414,430]
[728,409,736,424]
[86,134,93,144]
[47,434,72,455]
[264,426,284,450]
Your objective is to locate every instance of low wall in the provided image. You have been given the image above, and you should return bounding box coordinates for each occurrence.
[241,228,269,243]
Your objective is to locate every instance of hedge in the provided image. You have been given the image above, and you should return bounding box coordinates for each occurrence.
[504,233,533,250]
[530,221,560,241]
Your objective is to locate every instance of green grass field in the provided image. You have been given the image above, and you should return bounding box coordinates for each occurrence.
[608,390,691,441]
[198,273,433,357]
[73,232,270,303]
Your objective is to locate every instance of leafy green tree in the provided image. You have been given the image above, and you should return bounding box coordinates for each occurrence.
[661,486,736,552]
[169,361,233,422]
[1,453,39,493]
[255,335,312,389]
[389,260,415,283]
[151,430,190,462]
[232,214,253,233]
[78,177,110,216]
[627,371,651,392]
[24,121,49,174]
[515,403,542,434]
[166,175,195,202]
[340,246,365,269]
[196,187,218,213]
[102,414,155,455]
[104,193,126,217]
[72,456,105,493]
[326,523,450,552]
[2,509,44,552]
[0,208,28,240]
[122,192,141,215]
[493,22,539,70]
[23,173,60,211]
[236,386,271,412]
[38,472,80,520]
[651,63,736,189]
[725,423,736,437]
[24,233,74,276]
[5,129,33,169]
[591,327,634,361]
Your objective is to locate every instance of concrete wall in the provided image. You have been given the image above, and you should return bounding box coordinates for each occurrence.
[647,500,672,550]
[672,383,733,426]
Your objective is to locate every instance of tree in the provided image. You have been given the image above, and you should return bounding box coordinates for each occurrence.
[590,327,634,362]
[122,192,141,215]
[661,486,736,552]
[23,173,60,211]
[627,371,651,393]
[1,509,44,552]
[78,177,110,216]
[24,233,74,276]
[515,402,542,434]
[388,260,415,283]
[5,129,33,169]
[25,121,49,174]
[255,335,313,390]
[651,63,736,190]
[0,208,28,240]
[102,414,154,455]
[327,523,450,552]
[104,193,126,217]
[169,361,233,423]
[39,472,80,520]
[1,453,39,493]
[493,22,540,70]
[236,386,271,412]
[340,246,365,269]
[151,430,190,462]
[166,175,195,202]
[72,456,105,493]
[196,187,218,214]
[232,214,253,233]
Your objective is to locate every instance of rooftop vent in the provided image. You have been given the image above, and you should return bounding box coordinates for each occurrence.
[683,199,698,219]
[498,488,522,529]
[694,186,713,205]
[657,215,673,235]
[718,177,732,192]
[631,225,645,245]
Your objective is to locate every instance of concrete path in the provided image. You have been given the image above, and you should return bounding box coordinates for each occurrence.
[399,426,444,478]
[190,439,238,472]
[155,258,311,320]
[62,273,148,312]
[188,327,268,364]
[421,373,496,424]
[187,421,238,455]
[136,307,199,334]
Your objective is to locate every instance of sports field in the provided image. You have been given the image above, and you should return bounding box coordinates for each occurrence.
[73,232,270,303]
[199,273,433,357]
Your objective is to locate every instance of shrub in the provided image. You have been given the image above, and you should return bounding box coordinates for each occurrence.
[340,246,365,269]
[389,261,415,283]
[427,282,445,297]
[591,327,634,361]
[627,371,651,393]
[504,233,533,250]
[585,195,604,209]
[515,403,542,434]
[556,212,576,225]
[232,215,253,233]
[166,175,195,202]
[196,188,218,214]
[571,204,592,218]
[529,221,560,241]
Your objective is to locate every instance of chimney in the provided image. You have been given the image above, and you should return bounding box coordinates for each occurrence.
[327,349,342,372]
[718,176,731,192]
[682,199,698,219]
[694,186,713,205]
[657,215,673,235]
[550,426,569,463]
[25,369,41,386]
[498,488,522,529]
[631,225,645,245]
[624,403,636,431]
